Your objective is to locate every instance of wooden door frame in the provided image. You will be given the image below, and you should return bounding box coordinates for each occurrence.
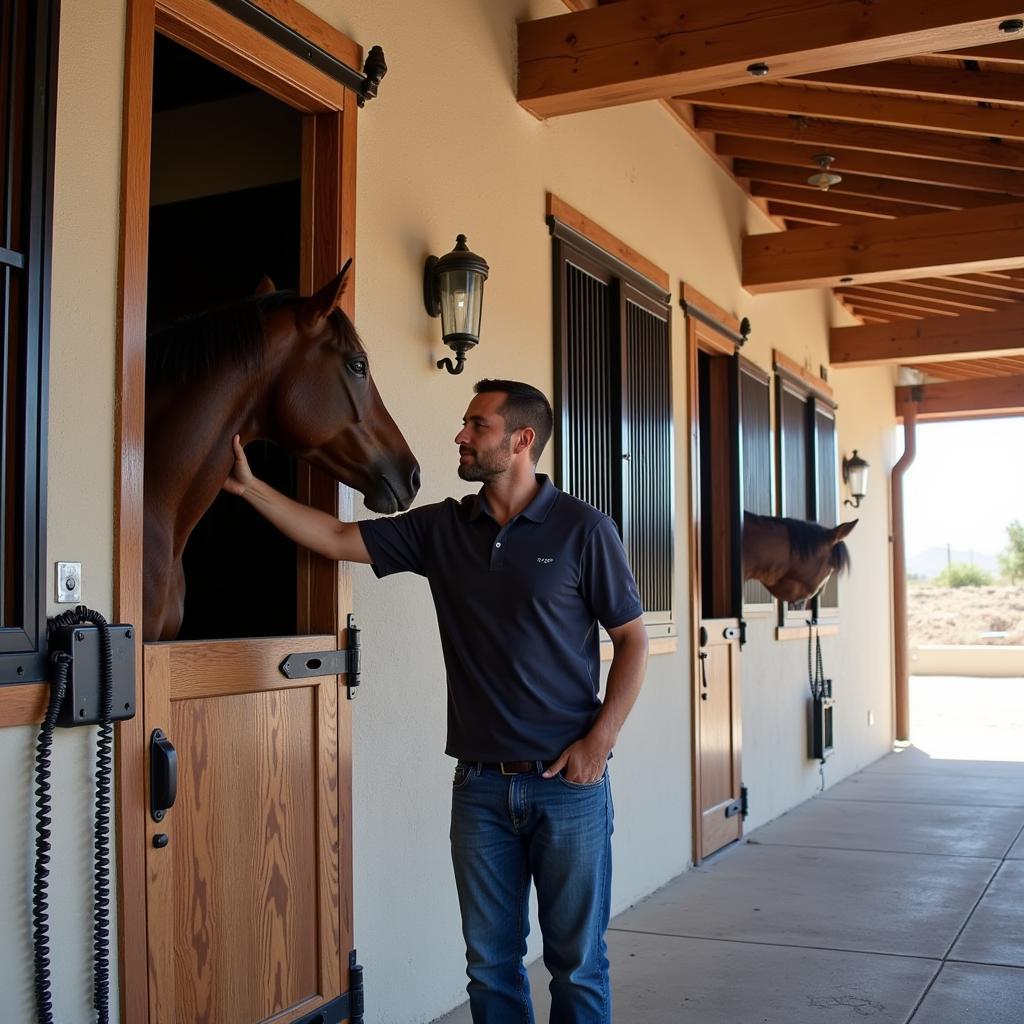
[683,284,743,865]
[115,3,360,1019]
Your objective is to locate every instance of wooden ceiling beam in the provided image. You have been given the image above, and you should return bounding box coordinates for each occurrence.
[900,277,1019,301]
[831,304,1024,366]
[846,304,923,320]
[797,61,1024,107]
[895,373,1024,420]
[942,272,1024,295]
[517,1,1024,118]
[696,109,1024,171]
[839,285,996,314]
[751,181,936,219]
[717,137,1024,194]
[850,282,1006,311]
[839,292,959,317]
[682,83,1024,141]
[733,159,1013,209]
[744,201,1024,293]
[940,39,1024,62]
[765,203,861,226]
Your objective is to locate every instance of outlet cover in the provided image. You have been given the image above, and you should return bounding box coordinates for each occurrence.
[56,562,82,603]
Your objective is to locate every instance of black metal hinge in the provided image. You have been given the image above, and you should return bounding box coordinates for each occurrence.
[280,615,362,699]
[725,785,750,821]
[293,950,364,1024]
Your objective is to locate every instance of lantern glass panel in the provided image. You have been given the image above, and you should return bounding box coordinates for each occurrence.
[848,461,868,498]
[439,269,484,340]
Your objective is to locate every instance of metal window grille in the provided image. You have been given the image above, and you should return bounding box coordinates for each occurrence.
[739,361,773,607]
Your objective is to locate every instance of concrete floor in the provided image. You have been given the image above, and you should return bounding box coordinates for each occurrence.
[436,677,1024,1023]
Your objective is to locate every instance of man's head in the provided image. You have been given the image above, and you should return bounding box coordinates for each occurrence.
[454,380,553,483]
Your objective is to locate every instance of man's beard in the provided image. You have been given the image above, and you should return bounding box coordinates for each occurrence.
[458,434,513,482]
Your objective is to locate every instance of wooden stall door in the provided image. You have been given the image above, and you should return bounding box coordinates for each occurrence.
[117,3,362,1022]
[687,305,745,863]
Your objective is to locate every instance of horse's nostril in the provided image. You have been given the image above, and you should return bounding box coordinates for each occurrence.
[410,465,422,492]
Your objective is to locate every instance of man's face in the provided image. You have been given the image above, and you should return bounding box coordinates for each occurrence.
[454,392,515,482]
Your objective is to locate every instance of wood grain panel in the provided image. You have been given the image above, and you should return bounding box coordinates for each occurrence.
[155,0,344,113]
[170,687,318,1022]
[0,682,48,725]
[159,635,334,700]
[517,0,1024,117]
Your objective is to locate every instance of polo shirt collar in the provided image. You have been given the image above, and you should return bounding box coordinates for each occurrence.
[469,474,558,523]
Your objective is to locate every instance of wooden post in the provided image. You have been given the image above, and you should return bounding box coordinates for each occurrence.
[891,410,917,742]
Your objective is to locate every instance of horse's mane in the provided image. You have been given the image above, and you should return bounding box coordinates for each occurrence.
[747,512,851,575]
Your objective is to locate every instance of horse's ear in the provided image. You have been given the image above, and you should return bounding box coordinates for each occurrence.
[253,275,277,297]
[832,520,858,544]
[299,259,353,328]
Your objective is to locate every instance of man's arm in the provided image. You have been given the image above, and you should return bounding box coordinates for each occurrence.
[543,616,649,783]
[224,434,371,563]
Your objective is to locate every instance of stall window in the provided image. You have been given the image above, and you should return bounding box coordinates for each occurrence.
[775,362,840,625]
[551,216,674,635]
[0,0,57,685]
[738,358,773,611]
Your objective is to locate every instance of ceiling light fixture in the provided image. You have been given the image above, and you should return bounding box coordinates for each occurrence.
[807,154,842,191]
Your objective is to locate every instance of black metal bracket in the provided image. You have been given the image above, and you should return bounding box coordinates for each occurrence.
[680,296,750,348]
[210,0,387,106]
[293,950,363,1024]
[279,615,361,699]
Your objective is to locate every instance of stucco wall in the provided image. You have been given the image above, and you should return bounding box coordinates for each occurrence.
[0,2,896,1023]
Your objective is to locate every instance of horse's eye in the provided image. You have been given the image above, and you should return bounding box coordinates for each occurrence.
[347,359,368,377]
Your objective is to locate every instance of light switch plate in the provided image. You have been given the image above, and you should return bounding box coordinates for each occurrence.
[56,561,82,603]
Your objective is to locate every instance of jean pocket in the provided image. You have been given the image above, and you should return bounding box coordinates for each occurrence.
[452,763,475,790]
[555,768,607,790]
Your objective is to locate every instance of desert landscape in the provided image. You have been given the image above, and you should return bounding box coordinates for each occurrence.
[908,583,1024,647]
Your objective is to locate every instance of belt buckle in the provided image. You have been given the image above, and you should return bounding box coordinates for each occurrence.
[500,761,520,776]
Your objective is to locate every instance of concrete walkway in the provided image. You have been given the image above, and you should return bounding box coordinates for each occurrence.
[438,678,1024,1023]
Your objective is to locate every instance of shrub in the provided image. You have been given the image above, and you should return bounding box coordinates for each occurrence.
[933,562,994,588]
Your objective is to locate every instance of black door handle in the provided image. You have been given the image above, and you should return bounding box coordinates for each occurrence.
[150,729,178,822]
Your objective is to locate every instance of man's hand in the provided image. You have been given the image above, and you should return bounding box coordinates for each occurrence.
[223,434,255,496]
[543,729,612,784]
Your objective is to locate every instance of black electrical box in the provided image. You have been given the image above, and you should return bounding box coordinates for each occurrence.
[810,693,835,762]
[48,623,137,728]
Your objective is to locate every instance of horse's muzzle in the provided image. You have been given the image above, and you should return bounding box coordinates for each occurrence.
[365,462,420,514]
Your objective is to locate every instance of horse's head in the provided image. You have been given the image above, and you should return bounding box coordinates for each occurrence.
[771,519,857,608]
[266,263,420,514]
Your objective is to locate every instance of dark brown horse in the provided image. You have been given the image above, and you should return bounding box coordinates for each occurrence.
[743,513,857,607]
[143,264,420,640]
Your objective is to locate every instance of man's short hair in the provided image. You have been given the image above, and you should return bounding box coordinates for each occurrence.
[474,379,553,464]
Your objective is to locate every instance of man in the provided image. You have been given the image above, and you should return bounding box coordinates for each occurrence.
[224,379,648,1023]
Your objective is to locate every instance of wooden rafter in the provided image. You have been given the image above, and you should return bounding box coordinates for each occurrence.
[895,373,1024,420]
[517,1,1024,118]
[716,136,1024,193]
[766,203,858,225]
[830,304,1024,366]
[733,160,1012,210]
[696,109,1024,171]
[750,181,934,219]
[744,201,1024,293]
[681,83,1024,141]
[842,283,1004,313]
[797,61,1024,106]
[943,39,1024,61]
[838,289,966,316]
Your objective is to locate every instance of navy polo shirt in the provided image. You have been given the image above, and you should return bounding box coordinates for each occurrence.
[358,475,644,761]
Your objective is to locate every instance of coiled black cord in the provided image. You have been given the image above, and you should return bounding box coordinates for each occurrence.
[32,650,69,1024]
[33,607,113,1024]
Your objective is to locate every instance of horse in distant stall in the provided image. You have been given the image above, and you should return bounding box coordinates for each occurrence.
[743,513,857,607]
[143,262,420,640]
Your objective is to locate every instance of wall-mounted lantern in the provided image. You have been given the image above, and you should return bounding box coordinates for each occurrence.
[424,234,489,375]
[842,450,869,508]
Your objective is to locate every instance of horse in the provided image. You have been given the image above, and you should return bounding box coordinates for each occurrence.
[143,262,420,641]
[743,513,857,607]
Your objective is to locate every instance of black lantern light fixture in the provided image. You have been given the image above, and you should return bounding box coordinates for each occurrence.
[842,450,869,508]
[424,234,489,375]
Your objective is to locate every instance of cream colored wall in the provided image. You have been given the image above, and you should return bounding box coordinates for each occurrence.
[0,1,126,1021]
[0,2,896,1022]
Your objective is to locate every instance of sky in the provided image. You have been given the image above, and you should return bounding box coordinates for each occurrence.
[903,416,1024,558]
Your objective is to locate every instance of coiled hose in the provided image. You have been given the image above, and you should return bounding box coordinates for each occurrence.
[32,607,113,1024]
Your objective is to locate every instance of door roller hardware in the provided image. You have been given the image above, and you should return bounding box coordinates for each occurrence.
[280,615,362,698]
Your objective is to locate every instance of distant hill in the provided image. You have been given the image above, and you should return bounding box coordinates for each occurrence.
[907,546,1001,580]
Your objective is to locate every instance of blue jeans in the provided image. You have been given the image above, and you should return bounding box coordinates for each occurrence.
[450,762,614,1024]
